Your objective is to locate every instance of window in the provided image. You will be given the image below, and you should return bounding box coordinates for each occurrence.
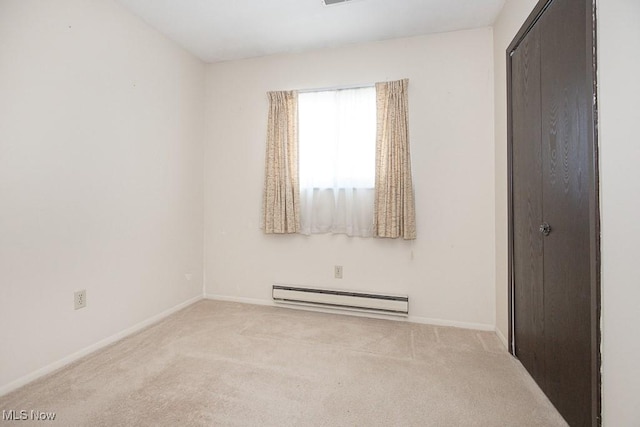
[298,86,376,189]
[298,86,376,236]
[261,79,415,239]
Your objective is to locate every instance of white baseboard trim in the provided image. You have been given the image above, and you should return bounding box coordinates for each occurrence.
[495,326,509,349]
[407,315,495,331]
[205,294,495,331]
[206,293,407,321]
[0,295,203,397]
[205,293,274,307]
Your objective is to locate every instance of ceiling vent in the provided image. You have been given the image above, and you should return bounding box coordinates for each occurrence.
[324,0,352,5]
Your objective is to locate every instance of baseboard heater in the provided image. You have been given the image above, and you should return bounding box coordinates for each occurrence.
[272,285,408,316]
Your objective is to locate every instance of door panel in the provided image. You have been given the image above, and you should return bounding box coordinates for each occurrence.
[511,25,544,388]
[539,0,592,424]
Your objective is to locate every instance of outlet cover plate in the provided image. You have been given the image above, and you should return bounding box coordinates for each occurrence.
[74,290,86,310]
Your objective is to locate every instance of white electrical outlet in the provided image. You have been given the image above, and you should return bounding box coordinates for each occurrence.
[334,265,343,279]
[74,290,86,310]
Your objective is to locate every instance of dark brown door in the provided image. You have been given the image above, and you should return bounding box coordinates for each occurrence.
[508,0,600,425]
[512,22,544,388]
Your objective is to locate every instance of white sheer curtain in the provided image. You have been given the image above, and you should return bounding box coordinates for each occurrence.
[298,87,376,237]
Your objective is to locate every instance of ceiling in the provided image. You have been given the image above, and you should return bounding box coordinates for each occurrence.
[116,0,506,63]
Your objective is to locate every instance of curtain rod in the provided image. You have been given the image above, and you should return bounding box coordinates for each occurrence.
[296,82,376,94]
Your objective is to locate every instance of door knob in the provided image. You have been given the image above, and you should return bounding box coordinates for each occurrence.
[539,222,551,236]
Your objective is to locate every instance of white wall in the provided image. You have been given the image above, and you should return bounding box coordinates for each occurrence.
[598,0,640,424]
[204,28,496,329]
[0,0,205,392]
[492,0,538,345]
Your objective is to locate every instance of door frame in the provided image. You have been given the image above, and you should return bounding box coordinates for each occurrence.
[506,0,601,425]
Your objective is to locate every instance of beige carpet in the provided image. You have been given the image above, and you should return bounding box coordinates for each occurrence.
[0,300,567,426]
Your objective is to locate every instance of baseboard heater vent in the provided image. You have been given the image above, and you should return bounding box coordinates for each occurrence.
[272,285,408,316]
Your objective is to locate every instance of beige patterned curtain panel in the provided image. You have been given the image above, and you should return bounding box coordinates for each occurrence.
[374,79,417,239]
[261,91,301,234]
